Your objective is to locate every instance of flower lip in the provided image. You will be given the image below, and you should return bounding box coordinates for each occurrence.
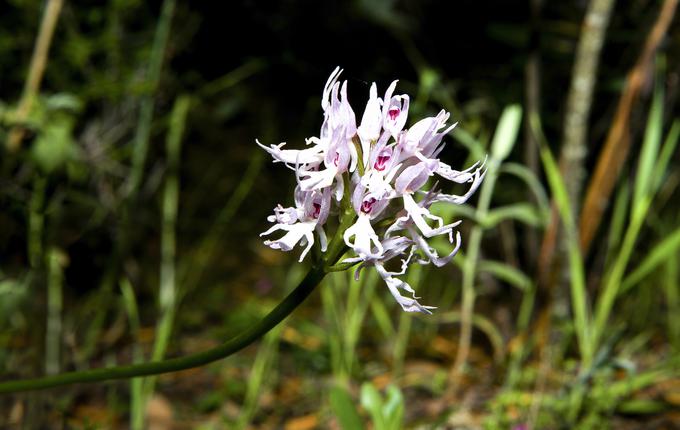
[361,197,377,214]
[388,107,400,121]
[310,202,321,219]
[375,153,391,171]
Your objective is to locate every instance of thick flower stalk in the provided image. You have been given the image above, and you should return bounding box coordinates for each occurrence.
[259,67,485,314]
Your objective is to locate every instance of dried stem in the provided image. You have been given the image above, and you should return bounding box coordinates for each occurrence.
[6,0,64,152]
[579,0,679,254]
[523,0,543,267]
[538,0,615,285]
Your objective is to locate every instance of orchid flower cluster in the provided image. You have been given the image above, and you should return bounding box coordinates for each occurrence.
[258,67,485,314]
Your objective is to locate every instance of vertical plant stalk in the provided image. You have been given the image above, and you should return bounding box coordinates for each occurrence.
[6,0,64,152]
[138,96,190,425]
[179,149,264,293]
[83,0,177,364]
[451,106,522,378]
[119,277,145,430]
[664,259,679,351]
[126,0,177,197]
[393,266,422,377]
[561,0,615,213]
[579,0,678,254]
[343,270,379,377]
[235,325,282,429]
[534,115,592,365]
[590,97,658,350]
[589,56,680,355]
[321,273,346,380]
[505,282,536,387]
[45,248,64,376]
[28,176,47,269]
[523,0,543,267]
[539,0,615,282]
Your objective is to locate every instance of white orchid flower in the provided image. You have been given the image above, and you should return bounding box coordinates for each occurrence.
[257,67,485,314]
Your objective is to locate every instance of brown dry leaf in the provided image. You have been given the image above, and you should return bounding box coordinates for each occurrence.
[68,404,115,428]
[146,395,174,430]
[664,391,680,407]
[431,335,458,359]
[402,360,444,387]
[507,333,527,356]
[138,326,157,343]
[9,401,23,426]
[446,409,483,430]
[371,373,393,390]
[281,326,322,350]
[284,413,318,430]
[279,376,303,401]
[468,345,490,365]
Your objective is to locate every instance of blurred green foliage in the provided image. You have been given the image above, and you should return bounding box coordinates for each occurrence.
[1,0,679,428]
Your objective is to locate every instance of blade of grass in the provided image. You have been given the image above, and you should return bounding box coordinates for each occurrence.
[578,0,678,253]
[620,226,680,293]
[604,181,630,268]
[83,0,177,366]
[591,60,665,352]
[393,265,424,377]
[119,277,144,430]
[179,149,265,296]
[125,0,177,196]
[235,325,283,429]
[322,273,347,380]
[633,57,665,207]
[452,104,521,378]
[45,248,64,376]
[478,260,532,291]
[505,282,537,387]
[28,176,46,269]
[534,115,591,365]
[652,119,680,193]
[139,95,190,421]
[330,385,365,430]
[499,162,550,213]
[345,269,380,377]
[664,258,679,350]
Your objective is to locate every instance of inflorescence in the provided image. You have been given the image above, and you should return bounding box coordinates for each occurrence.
[258,67,485,313]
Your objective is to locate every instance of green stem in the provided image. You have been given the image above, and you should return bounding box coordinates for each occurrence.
[0,265,326,394]
[45,248,64,376]
[126,0,176,196]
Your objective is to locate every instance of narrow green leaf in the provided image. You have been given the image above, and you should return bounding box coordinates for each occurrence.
[483,202,546,228]
[633,57,664,206]
[621,227,680,293]
[330,385,365,430]
[499,162,550,211]
[452,126,486,161]
[535,114,590,363]
[653,119,680,194]
[490,104,522,162]
[383,385,404,430]
[361,383,386,430]
[604,181,630,267]
[478,260,532,291]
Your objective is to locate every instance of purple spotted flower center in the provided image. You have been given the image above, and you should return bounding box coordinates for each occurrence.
[361,197,376,214]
